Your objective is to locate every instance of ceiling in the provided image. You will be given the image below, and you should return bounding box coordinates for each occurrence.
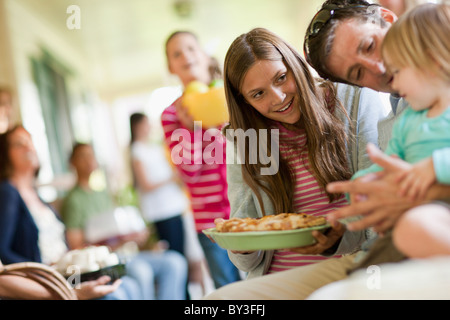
[14,0,324,100]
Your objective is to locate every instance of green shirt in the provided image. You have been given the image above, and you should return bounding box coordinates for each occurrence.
[61,185,114,230]
[353,106,450,184]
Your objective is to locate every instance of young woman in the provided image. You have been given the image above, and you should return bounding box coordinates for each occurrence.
[222,27,374,277]
[204,26,387,299]
[161,31,241,288]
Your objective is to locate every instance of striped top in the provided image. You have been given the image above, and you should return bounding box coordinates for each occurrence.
[267,122,349,274]
[161,104,230,233]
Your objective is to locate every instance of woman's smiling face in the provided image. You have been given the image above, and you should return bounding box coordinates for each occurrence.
[166,32,211,86]
[7,127,39,173]
[240,59,300,125]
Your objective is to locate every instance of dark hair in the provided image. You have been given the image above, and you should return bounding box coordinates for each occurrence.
[69,142,90,162]
[165,30,222,81]
[304,0,386,83]
[0,125,31,180]
[129,112,149,189]
[129,112,147,144]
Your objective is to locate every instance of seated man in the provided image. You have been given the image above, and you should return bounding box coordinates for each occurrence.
[61,142,187,300]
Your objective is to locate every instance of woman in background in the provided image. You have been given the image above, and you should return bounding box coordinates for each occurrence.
[0,125,143,300]
[130,112,187,256]
[161,31,241,289]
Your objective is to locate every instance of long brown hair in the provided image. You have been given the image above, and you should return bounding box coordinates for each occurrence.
[129,112,147,145]
[224,28,351,215]
[0,124,37,181]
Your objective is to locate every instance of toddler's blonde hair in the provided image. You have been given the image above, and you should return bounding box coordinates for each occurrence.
[382,3,450,82]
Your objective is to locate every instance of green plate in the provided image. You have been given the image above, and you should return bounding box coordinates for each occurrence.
[203,224,330,251]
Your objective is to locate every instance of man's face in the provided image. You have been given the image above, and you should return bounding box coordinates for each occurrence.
[71,145,98,177]
[326,19,395,93]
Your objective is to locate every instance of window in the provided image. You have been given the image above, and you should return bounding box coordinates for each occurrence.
[31,51,74,177]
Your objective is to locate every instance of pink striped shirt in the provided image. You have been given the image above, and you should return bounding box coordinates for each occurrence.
[161,104,230,232]
[267,122,348,274]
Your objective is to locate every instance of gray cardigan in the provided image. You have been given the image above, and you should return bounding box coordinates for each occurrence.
[225,83,389,279]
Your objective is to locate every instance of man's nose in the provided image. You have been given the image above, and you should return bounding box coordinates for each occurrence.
[363,58,386,76]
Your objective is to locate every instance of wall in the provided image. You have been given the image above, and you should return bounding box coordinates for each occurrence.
[4,0,124,201]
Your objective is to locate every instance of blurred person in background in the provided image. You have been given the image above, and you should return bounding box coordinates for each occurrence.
[129,112,209,297]
[161,31,241,289]
[0,125,135,300]
[378,0,444,16]
[129,112,187,256]
[61,142,188,300]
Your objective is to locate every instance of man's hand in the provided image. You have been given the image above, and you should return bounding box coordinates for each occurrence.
[327,143,416,233]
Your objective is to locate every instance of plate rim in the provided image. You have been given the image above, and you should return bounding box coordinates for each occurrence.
[202,223,330,237]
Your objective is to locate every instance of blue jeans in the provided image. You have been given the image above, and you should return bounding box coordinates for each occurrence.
[100,275,141,300]
[126,250,188,300]
[103,250,187,300]
[154,215,185,256]
[197,233,241,289]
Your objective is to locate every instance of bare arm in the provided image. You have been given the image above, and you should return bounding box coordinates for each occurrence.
[0,271,120,300]
[66,229,86,250]
[131,159,174,192]
[0,275,61,299]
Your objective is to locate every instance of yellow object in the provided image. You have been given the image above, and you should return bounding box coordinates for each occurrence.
[184,80,209,95]
[182,81,229,129]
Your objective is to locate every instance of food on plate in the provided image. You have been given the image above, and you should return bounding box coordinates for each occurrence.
[56,245,120,276]
[215,213,327,233]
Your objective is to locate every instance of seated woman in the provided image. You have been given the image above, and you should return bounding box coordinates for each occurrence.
[0,125,155,300]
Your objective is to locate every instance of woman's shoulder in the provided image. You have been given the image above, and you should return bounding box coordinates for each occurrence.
[162,103,176,114]
[161,104,181,132]
[0,180,18,195]
[161,103,177,119]
[0,181,22,209]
